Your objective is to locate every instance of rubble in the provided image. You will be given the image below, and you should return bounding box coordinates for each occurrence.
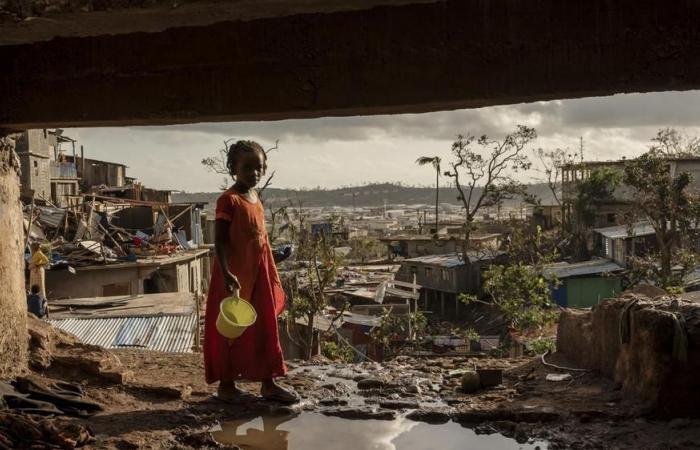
[27,316,134,384]
[23,197,204,271]
[0,412,93,449]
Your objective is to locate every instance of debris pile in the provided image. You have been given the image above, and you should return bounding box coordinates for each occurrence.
[0,412,93,449]
[23,196,204,268]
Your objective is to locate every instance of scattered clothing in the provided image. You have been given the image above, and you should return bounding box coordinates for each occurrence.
[0,377,101,417]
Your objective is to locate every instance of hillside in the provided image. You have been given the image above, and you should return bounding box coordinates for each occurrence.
[173,182,556,208]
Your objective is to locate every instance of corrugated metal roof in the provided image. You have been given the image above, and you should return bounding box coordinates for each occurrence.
[542,259,624,278]
[594,222,655,239]
[49,314,196,353]
[405,250,504,267]
[34,205,66,229]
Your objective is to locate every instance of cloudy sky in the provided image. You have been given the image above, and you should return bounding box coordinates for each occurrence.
[65,90,700,193]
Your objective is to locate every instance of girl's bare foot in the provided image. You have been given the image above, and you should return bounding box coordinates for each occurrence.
[217,381,257,403]
[261,379,299,403]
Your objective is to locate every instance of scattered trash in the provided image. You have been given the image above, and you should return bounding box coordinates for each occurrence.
[546,373,573,382]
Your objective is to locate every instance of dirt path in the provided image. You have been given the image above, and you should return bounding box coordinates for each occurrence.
[21,349,686,449]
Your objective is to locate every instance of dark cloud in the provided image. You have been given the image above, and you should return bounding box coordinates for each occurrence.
[131,90,700,144]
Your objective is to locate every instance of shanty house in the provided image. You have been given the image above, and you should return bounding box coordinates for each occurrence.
[395,250,506,319]
[594,222,657,268]
[46,249,210,299]
[544,258,624,308]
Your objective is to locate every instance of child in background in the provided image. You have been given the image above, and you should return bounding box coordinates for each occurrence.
[203,140,297,403]
[27,284,48,319]
[29,242,49,299]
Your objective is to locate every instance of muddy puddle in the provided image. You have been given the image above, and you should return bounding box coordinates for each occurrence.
[210,412,548,450]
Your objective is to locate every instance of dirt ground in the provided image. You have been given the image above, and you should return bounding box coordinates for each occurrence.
[11,318,700,449]
[15,348,697,449]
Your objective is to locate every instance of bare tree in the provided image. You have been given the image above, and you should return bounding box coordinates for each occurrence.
[444,125,537,252]
[415,156,441,234]
[647,128,700,158]
[201,139,279,197]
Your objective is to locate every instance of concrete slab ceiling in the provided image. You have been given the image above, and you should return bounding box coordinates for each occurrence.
[2,0,700,128]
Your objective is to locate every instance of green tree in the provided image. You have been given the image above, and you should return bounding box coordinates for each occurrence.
[443,125,536,252]
[623,130,700,288]
[461,226,559,332]
[285,202,342,359]
[416,156,442,234]
[570,166,622,259]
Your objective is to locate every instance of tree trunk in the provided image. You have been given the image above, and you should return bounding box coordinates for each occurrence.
[434,169,439,233]
[660,244,673,286]
[306,312,315,360]
[0,134,27,377]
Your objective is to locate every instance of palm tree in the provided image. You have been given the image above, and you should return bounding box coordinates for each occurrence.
[416,156,441,234]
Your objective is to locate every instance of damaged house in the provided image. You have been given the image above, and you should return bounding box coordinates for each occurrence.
[395,250,507,320]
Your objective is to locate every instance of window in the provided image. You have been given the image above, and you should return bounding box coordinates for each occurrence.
[607,213,616,223]
[33,161,37,168]
[425,267,433,277]
[441,269,450,281]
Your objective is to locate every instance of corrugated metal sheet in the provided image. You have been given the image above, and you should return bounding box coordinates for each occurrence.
[543,259,624,279]
[405,250,505,267]
[594,222,655,239]
[49,314,196,353]
[35,205,66,229]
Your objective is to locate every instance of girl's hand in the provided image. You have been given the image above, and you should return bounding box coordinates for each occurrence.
[223,271,241,295]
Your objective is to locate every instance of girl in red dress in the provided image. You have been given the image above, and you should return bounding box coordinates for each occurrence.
[204,140,297,403]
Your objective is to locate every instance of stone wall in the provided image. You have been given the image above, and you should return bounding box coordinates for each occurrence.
[558,296,700,417]
[0,135,28,377]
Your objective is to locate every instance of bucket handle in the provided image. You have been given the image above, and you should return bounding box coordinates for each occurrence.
[231,287,240,300]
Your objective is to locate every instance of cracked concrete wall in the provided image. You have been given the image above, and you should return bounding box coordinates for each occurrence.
[0,134,27,378]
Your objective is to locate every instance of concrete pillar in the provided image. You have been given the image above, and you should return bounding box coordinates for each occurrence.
[0,134,27,377]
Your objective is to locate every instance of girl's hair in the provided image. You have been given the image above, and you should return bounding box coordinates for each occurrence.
[226,140,267,177]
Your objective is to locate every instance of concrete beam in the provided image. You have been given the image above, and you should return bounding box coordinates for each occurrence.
[2,0,700,128]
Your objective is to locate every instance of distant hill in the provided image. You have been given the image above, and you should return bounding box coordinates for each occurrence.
[173,182,556,209]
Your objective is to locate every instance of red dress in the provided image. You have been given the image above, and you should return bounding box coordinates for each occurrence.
[204,188,287,383]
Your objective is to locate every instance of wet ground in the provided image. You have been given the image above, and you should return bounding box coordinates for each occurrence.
[22,337,700,449]
[211,412,548,449]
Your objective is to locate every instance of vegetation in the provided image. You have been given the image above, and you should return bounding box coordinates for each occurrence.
[624,129,700,289]
[415,156,442,233]
[284,203,344,359]
[527,336,556,355]
[321,341,355,363]
[567,166,622,259]
[371,310,428,353]
[461,226,560,333]
[443,125,537,250]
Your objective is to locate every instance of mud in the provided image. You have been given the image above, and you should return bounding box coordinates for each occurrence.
[12,328,700,449]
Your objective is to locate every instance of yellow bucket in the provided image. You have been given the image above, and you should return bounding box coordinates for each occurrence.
[216,290,257,339]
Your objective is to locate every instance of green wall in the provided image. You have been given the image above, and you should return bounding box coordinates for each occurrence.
[565,277,622,308]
